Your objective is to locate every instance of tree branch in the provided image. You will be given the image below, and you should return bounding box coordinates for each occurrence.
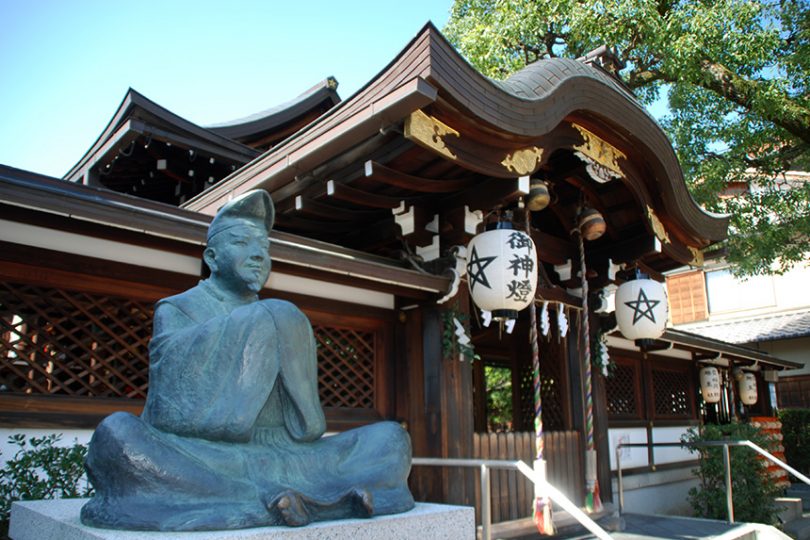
[742,142,808,169]
[698,60,810,145]
[626,68,666,89]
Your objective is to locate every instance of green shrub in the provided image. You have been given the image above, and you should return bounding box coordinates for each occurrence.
[682,422,782,525]
[0,434,93,538]
[779,408,810,477]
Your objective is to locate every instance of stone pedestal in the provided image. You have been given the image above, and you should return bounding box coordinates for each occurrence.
[10,498,474,540]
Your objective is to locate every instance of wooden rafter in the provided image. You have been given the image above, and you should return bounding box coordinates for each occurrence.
[327,180,409,209]
[274,214,362,234]
[364,160,475,193]
[293,195,387,222]
[438,176,529,212]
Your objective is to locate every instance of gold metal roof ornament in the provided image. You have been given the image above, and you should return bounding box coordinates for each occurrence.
[572,123,626,182]
[404,109,459,160]
[501,146,544,175]
[646,205,671,244]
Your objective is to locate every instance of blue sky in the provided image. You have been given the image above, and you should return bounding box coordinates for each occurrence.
[0,0,453,177]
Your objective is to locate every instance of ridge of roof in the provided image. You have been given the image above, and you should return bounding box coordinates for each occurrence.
[677,308,810,344]
[63,88,259,182]
[0,162,450,294]
[183,23,728,246]
[207,77,340,138]
[660,327,803,369]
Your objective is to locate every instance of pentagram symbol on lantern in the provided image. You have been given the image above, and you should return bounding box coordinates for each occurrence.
[623,288,661,325]
[467,246,497,291]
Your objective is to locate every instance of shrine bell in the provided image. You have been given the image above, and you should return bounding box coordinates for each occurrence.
[579,207,606,241]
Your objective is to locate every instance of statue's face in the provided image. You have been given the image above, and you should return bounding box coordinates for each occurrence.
[208,223,271,294]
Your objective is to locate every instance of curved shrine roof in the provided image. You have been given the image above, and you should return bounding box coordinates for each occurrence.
[208,77,340,143]
[183,23,728,273]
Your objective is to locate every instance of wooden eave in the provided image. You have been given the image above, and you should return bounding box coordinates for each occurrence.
[208,77,341,144]
[0,164,450,297]
[184,23,727,264]
[63,89,260,183]
[609,328,801,371]
[664,328,802,370]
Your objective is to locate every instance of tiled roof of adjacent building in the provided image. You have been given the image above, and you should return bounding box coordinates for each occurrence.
[677,309,810,344]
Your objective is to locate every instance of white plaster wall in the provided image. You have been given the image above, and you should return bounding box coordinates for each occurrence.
[751,336,810,377]
[609,428,649,470]
[651,426,697,466]
[612,466,698,516]
[0,219,395,309]
[704,261,810,321]
[609,426,696,471]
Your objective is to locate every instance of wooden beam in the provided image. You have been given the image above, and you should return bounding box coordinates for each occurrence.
[531,229,576,266]
[364,160,475,193]
[327,180,409,209]
[536,286,583,308]
[293,195,387,222]
[274,213,364,234]
[438,176,530,212]
[586,231,659,267]
[338,218,402,252]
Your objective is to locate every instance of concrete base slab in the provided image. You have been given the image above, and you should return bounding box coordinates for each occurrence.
[10,498,474,540]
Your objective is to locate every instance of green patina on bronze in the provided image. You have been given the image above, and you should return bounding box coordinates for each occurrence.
[81,190,414,531]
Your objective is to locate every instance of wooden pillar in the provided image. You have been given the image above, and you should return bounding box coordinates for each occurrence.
[395,302,440,502]
[396,297,475,506]
[438,292,476,507]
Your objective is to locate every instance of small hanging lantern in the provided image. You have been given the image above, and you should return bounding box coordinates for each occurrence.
[526,179,550,212]
[739,372,758,405]
[614,271,668,341]
[578,207,606,241]
[699,366,722,403]
[466,221,537,321]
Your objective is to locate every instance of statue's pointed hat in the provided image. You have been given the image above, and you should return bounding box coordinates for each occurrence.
[207,190,275,242]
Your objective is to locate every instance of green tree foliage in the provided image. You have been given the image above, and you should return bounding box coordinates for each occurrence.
[445,0,810,274]
[682,423,781,524]
[485,365,513,431]
[0,434,93,538]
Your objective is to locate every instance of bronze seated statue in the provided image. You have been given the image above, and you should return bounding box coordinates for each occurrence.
[81,190,414,531]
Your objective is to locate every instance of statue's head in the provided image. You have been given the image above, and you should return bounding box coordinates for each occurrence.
[204,190,274,295]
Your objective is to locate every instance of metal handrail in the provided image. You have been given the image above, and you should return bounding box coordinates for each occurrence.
[615,440,810,523]
[412,457,613,540]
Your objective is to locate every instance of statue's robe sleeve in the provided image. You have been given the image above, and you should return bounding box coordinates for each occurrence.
[141,286,325,443]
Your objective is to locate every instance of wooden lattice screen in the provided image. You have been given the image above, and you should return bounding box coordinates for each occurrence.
[606,352,696,424]
[518,342,565,431]
[651,365,693,419]
[605,360,641,419]
[0,281,152,399]
[1,280,378,411]
[314,326,376,409]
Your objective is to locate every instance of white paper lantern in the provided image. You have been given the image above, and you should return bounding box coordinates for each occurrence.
[699,366,722,403]
[739,372,758,405]
[615,277,668,341]
[466,224,537,320]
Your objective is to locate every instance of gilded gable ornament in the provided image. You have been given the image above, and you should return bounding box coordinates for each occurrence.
[645,205,671,244]
[572,124,626,182]
[404,110,459,160]
[501,146,544,175]
[688,246,705,267]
